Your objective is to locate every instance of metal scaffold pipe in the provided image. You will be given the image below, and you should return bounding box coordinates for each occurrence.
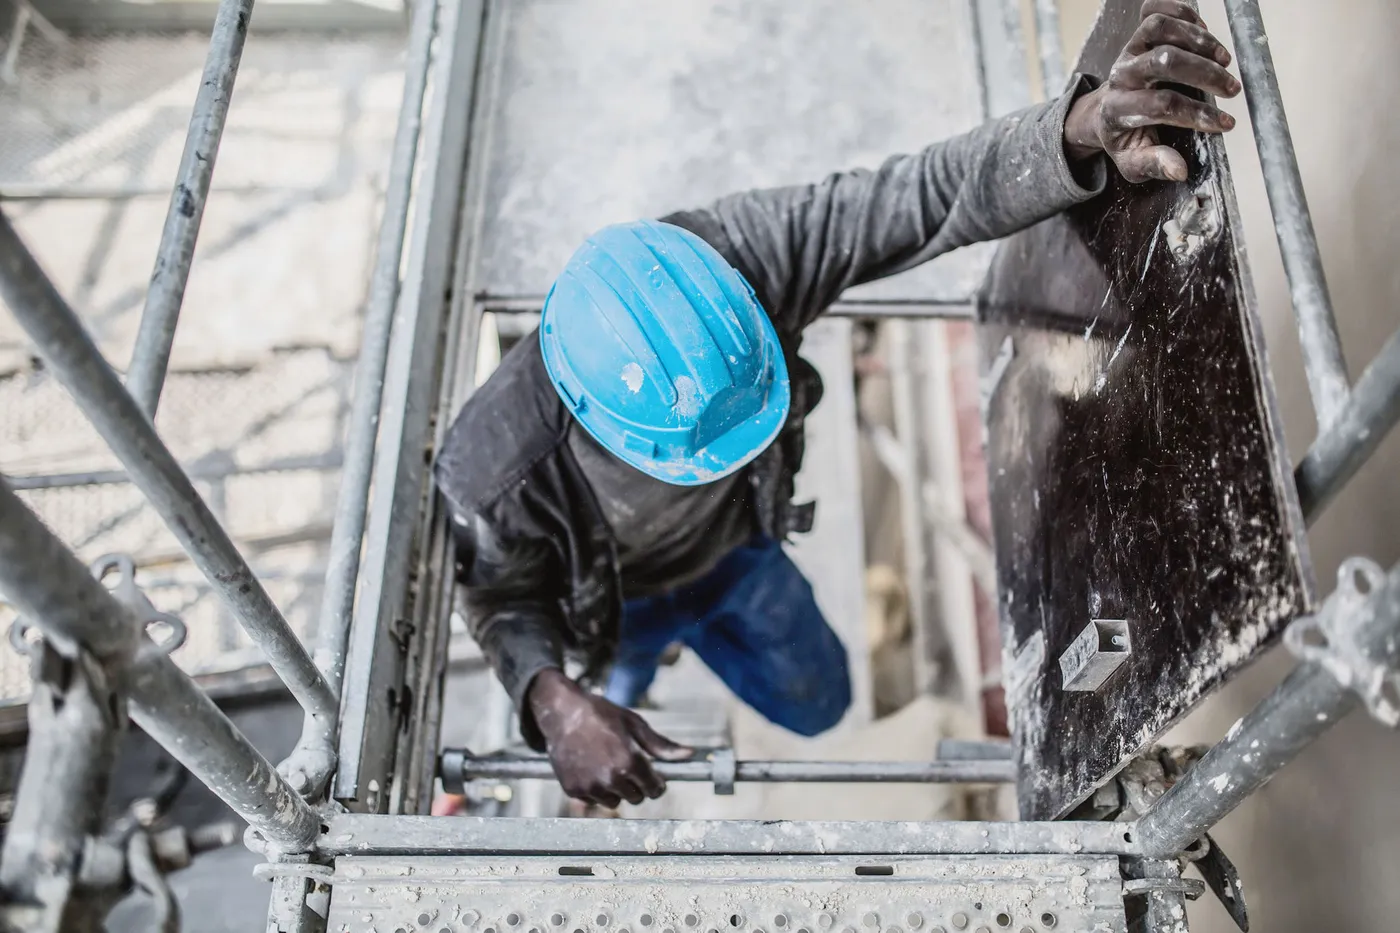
[274,0,443,801]
[1223,0,1350,428]
[440,750,1017,794]
[316,0,438,701]
[0,477,321,853]
[1135,559,1400,857]
[0,211,337,726]
[125,0,255,417]
[1295,327,1400,521]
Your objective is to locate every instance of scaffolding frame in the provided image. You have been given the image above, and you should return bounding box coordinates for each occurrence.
[0,0,1397,930]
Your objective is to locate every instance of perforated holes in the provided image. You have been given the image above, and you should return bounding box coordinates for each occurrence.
[995,915,1012,929]
[1039,914,1057,930]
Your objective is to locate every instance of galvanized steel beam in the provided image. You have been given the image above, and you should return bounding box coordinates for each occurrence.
[319,814,1144,858]
[1224,0,1350,428]
[440,752,1016,793]
[1295,327,1400,521]
[124,0,256,417]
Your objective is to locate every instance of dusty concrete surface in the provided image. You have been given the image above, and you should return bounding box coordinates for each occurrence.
[1053,1,1400,930]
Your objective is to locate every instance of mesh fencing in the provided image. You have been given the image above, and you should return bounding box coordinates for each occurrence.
[0,26,406,704]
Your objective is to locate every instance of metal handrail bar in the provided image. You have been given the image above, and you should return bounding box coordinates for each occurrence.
[477,294,979,320]
[317,813,1142,858]
[0,477,320,853]
[278,0,442,799]
[440,752,1017,791]
[0,212,336,725]
[1223,0,1350,429]
[315,0,438,703]
[1295,327,1400,521]
[6,450,343,491]
[124,0,256,417]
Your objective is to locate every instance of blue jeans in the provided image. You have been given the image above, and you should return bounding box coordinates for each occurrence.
[604,536,851,737]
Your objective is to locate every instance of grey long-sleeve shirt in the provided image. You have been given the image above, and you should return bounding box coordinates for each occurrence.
[434,76,1108,731]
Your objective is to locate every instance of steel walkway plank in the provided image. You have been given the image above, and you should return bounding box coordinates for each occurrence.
[327,854,1127,933]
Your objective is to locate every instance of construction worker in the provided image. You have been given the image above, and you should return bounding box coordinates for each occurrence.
[434,1,1239,810]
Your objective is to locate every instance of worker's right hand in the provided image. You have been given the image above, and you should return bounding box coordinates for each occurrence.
[1063,0,1241,183]
[527,668,694,808]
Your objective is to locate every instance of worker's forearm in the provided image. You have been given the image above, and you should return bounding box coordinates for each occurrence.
[472,612,566,750]
[670,76,1108,332]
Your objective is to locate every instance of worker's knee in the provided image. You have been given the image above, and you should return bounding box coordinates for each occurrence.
[774,656,852,737]
[782,684,851,737]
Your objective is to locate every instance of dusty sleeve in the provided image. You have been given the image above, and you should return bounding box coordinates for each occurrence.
[449,509,565,751]
[665,75,1107,334]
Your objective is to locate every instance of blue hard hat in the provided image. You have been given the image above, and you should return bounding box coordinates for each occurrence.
[540,220,790,486]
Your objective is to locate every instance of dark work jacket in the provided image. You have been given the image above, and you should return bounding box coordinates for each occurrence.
[433,78,1106,747]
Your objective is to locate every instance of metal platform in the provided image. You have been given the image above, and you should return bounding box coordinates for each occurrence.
[326,855,1127,933]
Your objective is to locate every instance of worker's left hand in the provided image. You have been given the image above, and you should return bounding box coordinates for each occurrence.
[1063,0,1241,183]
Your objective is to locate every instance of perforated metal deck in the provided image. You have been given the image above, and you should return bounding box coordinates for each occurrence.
[326,855,1127,933]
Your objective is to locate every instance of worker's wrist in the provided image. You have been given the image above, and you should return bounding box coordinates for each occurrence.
[525,667,582,739]
[1062,86,1105,162]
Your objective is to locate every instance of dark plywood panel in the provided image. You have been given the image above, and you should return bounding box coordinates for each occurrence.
[978,4,1313,819]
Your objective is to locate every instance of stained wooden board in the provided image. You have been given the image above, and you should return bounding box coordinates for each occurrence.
[977,3,1312,819]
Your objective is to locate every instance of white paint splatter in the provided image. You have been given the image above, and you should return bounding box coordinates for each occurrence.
[620,362,644,393]
[673,375,700,418]
[1094,324,1133,392]
[1208,773,1231,794]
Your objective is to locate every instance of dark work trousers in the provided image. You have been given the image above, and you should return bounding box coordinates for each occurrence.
[604,536,852,736]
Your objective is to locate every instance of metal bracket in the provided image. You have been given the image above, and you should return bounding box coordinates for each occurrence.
[710,747,737,796]
[1285,556,1400,727]
[1117,749,1249,932]
[1059,619,1131,692]
[11,554,191,658]
[254,862,336,885]
[1122,877,1206,900]
[92,554,187,654]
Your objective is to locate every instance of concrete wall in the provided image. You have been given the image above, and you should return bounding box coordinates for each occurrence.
[1055,2,1400,930]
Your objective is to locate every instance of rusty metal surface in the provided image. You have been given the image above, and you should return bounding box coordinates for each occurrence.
[326,855,1127,933]
[978,4,1311,819]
